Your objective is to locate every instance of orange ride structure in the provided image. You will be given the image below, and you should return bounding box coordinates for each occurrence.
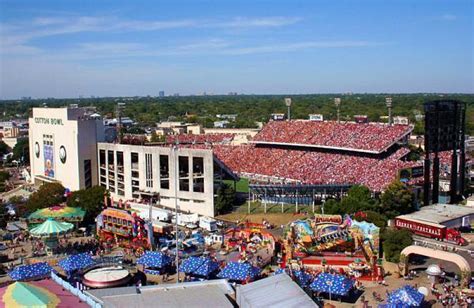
[284,214,382,279]
[96,204,153,254]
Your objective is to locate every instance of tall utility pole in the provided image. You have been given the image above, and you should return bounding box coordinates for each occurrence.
[285,98,292,121]
[334,98,341,123]
[116,102,125,143]
[386,97,393,125]
[172,142,180,283]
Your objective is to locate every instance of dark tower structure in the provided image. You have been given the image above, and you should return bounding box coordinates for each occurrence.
[423,100,466,205]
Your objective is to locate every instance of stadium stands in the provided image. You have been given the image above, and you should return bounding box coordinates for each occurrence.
[166,133,235,145]
[252,120,412,153]
[213,145,415,192]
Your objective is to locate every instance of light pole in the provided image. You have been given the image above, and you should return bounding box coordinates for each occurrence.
[385,97,393,125]
[334,98,341,123]
[173,143,180,283]
[285,98,292,121]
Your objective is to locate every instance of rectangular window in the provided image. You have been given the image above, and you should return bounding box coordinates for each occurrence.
[99,150,106,168]
[193,157,204,175]
[131,152,139,170]
[107,150,114,166]
[179,156,189,178]
[193,178,205,193]
[84,159,92,188]
[117,151,124,173]
[145,153,153,188]
[160,155,169,190]
[179,178,189,191]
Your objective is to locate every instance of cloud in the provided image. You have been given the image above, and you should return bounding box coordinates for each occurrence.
[215,17,302,28]
[437,14,457,21]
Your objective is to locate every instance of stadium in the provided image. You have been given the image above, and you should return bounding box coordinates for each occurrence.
[167,120,419,207]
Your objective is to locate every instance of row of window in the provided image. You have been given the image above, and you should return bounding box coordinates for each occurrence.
[99,149,206,194]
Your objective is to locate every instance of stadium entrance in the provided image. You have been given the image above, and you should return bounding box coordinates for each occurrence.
[247,183,353,213]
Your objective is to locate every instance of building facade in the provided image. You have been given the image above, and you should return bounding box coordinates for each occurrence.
[97,143,216,217]
[29,107,104,190]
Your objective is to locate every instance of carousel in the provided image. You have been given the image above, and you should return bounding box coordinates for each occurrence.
[29,218,74,255]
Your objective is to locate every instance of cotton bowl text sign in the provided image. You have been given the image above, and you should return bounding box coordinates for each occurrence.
[34,117,64,125]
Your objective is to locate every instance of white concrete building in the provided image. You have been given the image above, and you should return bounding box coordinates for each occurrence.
[29,107,104,190]
[97,143,230,217]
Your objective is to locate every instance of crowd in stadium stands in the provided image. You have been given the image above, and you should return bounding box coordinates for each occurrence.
[252,120,412,153]
[166,133,235,144]
[212,145,416,191]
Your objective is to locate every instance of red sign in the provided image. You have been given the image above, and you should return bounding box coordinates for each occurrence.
[395,218,444,238]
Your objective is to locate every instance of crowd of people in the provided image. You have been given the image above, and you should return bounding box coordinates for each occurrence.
[52,238,100,256]
[213,145,416,191]
[166,133,235,145]
[432,282,473,306]
[252,120,412,153]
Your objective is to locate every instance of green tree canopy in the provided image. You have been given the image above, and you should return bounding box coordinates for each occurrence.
[67,186,108,225]
[340,185,378,213]
[0,141,9,157]
[12,138,29,164]
[382,228,413,263]
[381,181,415,219]
[26,183,65,213]
[215,183,235,215]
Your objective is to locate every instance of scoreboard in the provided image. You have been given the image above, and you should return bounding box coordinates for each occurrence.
[424,100,465,153]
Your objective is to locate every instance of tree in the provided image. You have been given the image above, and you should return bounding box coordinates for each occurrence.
[214,183,235,215]
[323,199,343,215]
[340,185,378,214]
[0,141,9,157]
[26,183,65,212]
[0,171,10,193]
[382,228,412,263]
[67,186,108,225]
[381,181,415,219]
[12,138,29,164]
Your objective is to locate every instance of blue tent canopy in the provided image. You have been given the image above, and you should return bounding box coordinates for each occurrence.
[309,273,354,296]
[217,262,261,282]
[387,285,424,307]
[58,253,96,273]
[180,257,220,277]
[193,258,220,277]
[137,251,172,269]
[9,262,52,281]
[293,270,313,287]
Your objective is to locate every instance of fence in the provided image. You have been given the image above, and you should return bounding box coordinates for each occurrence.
[51,271,101,308]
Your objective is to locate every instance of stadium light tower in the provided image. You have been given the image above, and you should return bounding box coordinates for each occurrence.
[285,98,292,121]
[334,97,341,123]
[386,97,393,125]
[116,102,126,143]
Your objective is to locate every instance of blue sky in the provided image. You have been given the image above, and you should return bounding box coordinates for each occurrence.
[0,0,472,98]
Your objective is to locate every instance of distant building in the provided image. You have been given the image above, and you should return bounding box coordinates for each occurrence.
[393,116,409,125]
[216,114,237,121]
[158,91,165,97]
[29,107,104,190]
[213,121,229,128]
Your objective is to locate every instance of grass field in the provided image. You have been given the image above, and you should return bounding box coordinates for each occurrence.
[223,178,249,193]
[216,201,318,227]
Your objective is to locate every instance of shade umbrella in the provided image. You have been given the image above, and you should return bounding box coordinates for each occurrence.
[293,270,313,287]
[9,263,52,281]
[28,205,85,223]
[309,273,354,297]
[29,219,73,237]
[1,282,60,308]
[192,258,220,277]
[217,262,260,282]
[387,285,424,307]
[58,253,96,274]
[137,251,172,269]
[180,256,205,274]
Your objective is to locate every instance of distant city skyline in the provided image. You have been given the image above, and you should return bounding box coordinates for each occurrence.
[0,0,472,99]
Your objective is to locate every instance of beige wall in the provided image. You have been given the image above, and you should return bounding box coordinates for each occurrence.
[29,107,102,191]
[97,143,216,217]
